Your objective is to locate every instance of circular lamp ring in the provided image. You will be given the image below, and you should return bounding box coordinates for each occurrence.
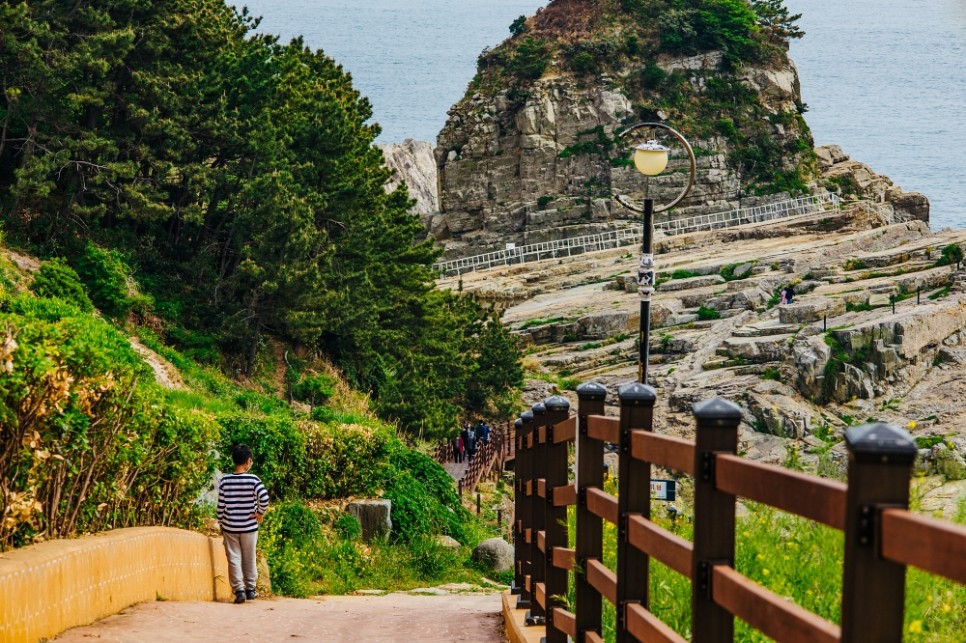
[616,122,697,213]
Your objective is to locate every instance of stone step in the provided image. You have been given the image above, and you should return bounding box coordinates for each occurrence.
[717,333,796,363]
[733,319,801,337]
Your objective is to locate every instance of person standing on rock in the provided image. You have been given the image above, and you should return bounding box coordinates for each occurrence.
[218,444,270,604]
[784,284,795,304]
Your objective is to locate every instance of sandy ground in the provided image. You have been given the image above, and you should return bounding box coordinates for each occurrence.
[54,594,505,643]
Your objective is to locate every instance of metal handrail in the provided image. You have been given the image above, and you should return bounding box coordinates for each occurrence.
[433,192,840,276]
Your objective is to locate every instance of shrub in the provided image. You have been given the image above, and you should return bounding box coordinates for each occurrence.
[31,258,93,311]
[508,37,550,80]
[936,243,964,267]
[302,422,396,499]
[334,514,362,541]
[383,449,467,543]
[291,372,337,406]
[263,501,321,548]
[509,15,527,36]
[74,243,134,319]
[697,306,721,320]
[0,295,216,548]
[569,51,598,75]
[216,413,307,498]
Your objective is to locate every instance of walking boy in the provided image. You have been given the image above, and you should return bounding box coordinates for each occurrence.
[217,444,270,604]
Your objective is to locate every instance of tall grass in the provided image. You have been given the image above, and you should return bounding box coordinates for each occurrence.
[566,480,965,641]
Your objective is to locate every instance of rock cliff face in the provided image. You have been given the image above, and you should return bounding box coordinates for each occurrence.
[431,0,819,258]
[379,139,439,221]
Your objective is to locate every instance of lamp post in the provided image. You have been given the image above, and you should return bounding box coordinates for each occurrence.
[615,123,696,384]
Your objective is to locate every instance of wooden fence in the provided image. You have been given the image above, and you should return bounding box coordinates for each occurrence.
[512,384,966,642]
[434,424,512,495]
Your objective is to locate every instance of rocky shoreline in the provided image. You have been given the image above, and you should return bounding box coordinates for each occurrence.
[437,175,966,518]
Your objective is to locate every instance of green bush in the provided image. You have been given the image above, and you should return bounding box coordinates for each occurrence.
[383,449,468,543]
[697,306,721,320]
[263,501,321,548]
[0,295,216,548]
[508,36,550,80]
[216,413,307,499]
[75,243,134,319]
[936,243,964,267]
[303,422,396,499]
[334,514,362,541]
[291,372,337,406]
[569,51,598,75]
[31,258,94,311]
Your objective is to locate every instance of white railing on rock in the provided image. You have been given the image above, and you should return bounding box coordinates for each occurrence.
[434,192,840,276]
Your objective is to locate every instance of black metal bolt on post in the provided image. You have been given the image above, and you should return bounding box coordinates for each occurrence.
[823,314,827,331]
[917,286,921,305]
[891,294,896,314]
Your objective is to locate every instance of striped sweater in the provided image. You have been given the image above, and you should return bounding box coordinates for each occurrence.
[217,472,269,534]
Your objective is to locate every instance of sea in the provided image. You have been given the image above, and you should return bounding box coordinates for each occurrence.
[236,0,965,230]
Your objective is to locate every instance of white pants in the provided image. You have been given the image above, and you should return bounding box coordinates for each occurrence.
[222,531,258,592]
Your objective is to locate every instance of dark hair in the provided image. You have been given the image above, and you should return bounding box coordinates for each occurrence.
[232,444,253,466]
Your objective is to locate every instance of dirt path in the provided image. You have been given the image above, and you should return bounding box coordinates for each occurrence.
[54,593,505,643]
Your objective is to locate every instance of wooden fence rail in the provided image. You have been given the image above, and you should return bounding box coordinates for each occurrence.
[511,385,966,642]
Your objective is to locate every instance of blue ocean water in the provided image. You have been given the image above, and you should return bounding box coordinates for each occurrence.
[787,0,966,229]
[237,0,964,229]
[235,0,548,144]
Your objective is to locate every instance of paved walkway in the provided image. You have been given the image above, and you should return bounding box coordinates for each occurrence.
[54,593,504,642]
[442,460,468,481]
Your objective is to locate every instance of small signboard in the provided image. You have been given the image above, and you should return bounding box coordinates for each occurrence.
[505,242,516,251]
[650,479,676,501]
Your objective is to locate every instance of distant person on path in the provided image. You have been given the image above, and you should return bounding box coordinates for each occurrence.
[452,436,461,463]
[218,444,270,604]
[784,284,795,304]
[780,288,788,305]
[477,421,491,445]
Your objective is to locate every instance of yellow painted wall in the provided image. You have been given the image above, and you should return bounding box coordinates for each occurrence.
[0,527,232,643]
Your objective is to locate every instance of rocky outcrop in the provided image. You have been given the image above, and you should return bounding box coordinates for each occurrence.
[816,144,929,223]
[380,139,439,220]
[431,2,818,260]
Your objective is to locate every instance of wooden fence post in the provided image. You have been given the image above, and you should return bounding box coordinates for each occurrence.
[575,382,608,641]
[527,402,548,625]
[516,413,533,609]
[616,382,656,642]
[691,398,741,643]
[511,418,523,596]
[841,423,917,642]
[544,394,572,643]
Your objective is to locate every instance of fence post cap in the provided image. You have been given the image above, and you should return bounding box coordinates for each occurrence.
[544,395,571,412]
[845,423,917,464]
[693,397,743,423]
[618,381,657,406]
[531,401,547,414]
[514,418,523,429]
[576,381,608,400]
[521,410,534,422]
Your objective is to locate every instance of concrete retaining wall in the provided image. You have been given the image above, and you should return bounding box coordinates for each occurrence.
[0,527,231,642]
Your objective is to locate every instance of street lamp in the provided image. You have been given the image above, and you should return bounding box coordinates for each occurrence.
[615,123,696,384]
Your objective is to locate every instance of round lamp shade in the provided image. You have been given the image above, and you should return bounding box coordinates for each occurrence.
[633,140,670,176]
